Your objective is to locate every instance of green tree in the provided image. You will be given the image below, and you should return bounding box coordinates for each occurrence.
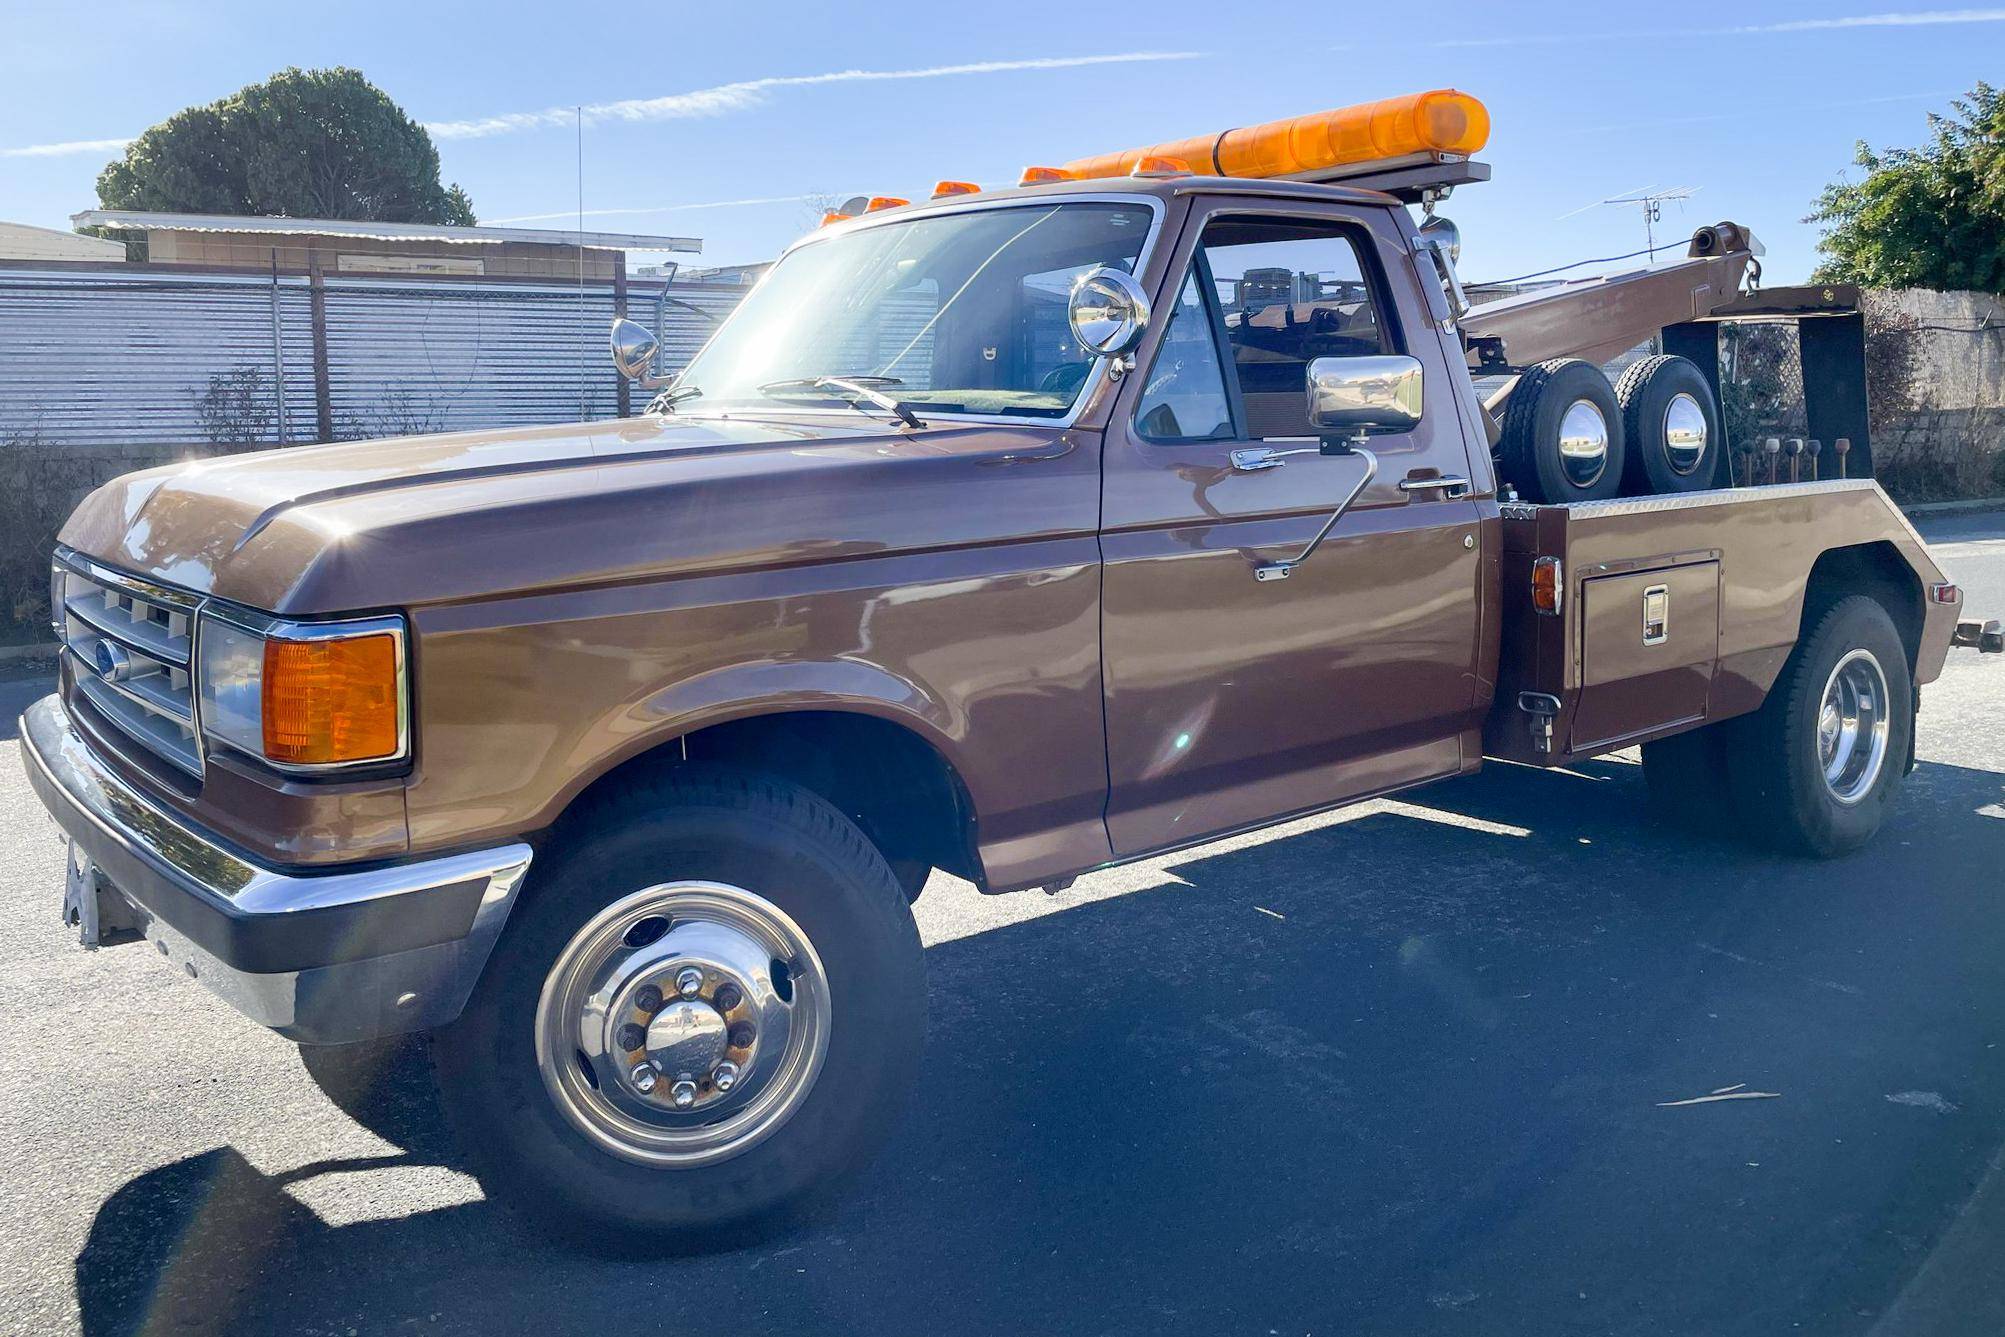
[97,67,475,225]
[1809,83,2004,292]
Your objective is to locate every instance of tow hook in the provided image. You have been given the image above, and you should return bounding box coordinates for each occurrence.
[1518,691,1562,756]
[1951,618,2003,653]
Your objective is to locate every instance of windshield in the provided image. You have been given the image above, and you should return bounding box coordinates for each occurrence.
[673,201,1154,420]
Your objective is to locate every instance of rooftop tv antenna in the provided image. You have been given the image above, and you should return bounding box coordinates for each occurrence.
[1598,185,1699,261]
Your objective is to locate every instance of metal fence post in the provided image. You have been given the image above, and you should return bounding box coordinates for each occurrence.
[308,253,333,443]
[268,252,288,445]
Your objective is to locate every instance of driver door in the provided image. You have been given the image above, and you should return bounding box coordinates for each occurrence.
[1098,199,1488,856]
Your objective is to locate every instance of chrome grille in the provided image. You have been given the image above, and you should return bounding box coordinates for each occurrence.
[56,558,203,777]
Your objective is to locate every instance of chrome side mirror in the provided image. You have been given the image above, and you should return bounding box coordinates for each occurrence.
[1306,354,1424,438]
[1416,213,1461,265]
[1415,215,1469,318]
[1068,268,1150,360]
[611,318,664,384]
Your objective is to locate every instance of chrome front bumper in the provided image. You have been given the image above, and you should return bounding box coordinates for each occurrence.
[18,694,532,1044]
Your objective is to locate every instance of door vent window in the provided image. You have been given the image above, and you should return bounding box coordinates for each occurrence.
[1134,270,1234,442]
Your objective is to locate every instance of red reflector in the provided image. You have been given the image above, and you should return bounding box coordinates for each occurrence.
[1930,582,1960,605]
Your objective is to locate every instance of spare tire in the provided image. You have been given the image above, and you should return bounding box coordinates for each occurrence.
[1496,358,1626,503]
[1616,354,1721,494]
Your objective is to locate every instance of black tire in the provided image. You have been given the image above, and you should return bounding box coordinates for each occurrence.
[433,767,925,1242]
[1726,596,1913,857]
[1616,355,1722,495]
[1641,725,1734,833]
[1496,357,1627,503]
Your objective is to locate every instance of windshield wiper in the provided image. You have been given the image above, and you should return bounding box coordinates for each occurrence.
[648,383,703,414]
[758,375,923,429]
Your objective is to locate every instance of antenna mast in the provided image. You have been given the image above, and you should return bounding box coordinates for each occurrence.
[1598,185,1699,261]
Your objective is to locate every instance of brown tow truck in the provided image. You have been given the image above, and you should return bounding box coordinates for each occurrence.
[20,90,2001,1239]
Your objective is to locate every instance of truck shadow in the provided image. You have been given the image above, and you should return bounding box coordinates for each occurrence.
[75,757,2005,1337]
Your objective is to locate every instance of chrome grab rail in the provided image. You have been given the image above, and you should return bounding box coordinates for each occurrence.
[1253,445,1379,583]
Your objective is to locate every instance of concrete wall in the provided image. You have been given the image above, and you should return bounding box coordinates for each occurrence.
[1876,289,2005,412]
[1865,290,2005,501]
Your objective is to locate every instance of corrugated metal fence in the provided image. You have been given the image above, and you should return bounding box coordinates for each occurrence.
[0,262,746,446]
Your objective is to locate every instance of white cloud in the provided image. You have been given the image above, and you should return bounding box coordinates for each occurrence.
[1433,6,2005,47]
[1748,6,2005,31]
[0,136,132,159]
[3,52,1201,159]
[423,52,1204,141]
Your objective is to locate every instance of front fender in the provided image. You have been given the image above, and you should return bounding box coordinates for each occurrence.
[556,656,970,815]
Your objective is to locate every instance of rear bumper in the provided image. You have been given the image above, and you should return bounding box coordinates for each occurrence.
[18,694,532,1044]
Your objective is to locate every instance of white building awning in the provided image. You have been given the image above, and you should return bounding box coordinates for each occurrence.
[0,220,126,262]
[70,209,701,253]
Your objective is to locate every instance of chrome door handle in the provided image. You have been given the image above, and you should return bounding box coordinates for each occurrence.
[1398,474,1472,499]
[1231,446,1318,472]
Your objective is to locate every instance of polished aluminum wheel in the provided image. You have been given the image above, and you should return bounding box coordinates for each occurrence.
[535,881,830,1167]
[1558,399,1610,488]
[1663,392,1709,475]
[1817,649,1891,805]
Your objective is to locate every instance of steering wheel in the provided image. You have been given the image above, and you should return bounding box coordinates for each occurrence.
[1038,362,1091,397]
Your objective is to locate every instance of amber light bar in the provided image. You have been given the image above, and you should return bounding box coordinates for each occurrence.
[1059,89,1489,183]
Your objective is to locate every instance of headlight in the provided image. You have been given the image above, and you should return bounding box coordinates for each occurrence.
[197,611,408,769]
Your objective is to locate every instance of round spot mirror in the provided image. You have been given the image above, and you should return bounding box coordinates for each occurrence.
[1067,268,1151,358]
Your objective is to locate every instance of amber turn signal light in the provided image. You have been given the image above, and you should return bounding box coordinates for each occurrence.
[863,196,908,212]
[819,211,853,227]
[932,180,981,198]
[261,633,402,765]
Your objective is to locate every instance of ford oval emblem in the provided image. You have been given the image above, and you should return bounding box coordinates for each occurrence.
[93,640,133,683]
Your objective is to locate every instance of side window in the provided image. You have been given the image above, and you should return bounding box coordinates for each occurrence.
[1201,219,1389,440]
[1133,270,1234,442]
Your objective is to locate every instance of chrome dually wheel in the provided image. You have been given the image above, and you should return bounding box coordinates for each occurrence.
[535,881,831,1168]
[433,767,925,1240]
[1724,595,1912,858]
[1817,648,1891,806]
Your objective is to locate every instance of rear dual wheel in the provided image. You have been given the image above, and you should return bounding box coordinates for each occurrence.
[1643,595,1912,856]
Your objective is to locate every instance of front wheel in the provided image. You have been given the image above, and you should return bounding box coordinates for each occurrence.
[433,768,925,1241]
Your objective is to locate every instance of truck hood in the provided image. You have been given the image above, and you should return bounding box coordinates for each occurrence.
[59,413,1093,615]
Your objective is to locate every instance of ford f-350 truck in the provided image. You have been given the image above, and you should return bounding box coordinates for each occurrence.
[21,90,2001,1240]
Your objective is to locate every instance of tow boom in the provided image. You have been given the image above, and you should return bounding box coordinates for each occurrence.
[1457,222,1761,370]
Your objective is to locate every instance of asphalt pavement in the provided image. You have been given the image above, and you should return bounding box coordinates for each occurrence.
[1,510,2000,1336]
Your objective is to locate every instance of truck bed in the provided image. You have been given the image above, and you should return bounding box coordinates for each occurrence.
[1482,480,1962,765]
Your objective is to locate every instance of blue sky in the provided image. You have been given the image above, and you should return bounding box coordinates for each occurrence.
[2,1,1998,284]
